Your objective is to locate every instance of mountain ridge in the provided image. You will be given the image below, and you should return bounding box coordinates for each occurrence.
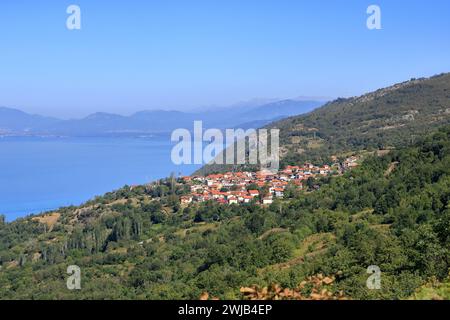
[0,99,324,137]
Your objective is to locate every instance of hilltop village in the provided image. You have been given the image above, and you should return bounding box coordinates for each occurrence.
[179,156,360,205]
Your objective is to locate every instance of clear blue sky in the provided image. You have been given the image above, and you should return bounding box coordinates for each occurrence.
[0,0,449,118]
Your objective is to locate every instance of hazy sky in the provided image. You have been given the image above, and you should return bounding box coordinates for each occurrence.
[0,0,449,118]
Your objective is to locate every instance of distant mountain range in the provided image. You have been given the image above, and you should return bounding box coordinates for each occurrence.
[0,108,59,133]
[0,100,324,137]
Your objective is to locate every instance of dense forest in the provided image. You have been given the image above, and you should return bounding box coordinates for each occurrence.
[0,126,449,299]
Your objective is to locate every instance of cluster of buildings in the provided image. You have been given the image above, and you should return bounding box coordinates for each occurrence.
[179,157,360,206]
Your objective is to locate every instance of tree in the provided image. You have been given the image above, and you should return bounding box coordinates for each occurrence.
[244,213,265,234]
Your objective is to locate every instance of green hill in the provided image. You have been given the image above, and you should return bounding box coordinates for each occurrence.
[197,72,450,175]
[0,125,449,300]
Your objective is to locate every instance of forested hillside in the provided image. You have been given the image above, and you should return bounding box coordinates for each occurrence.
[0,127,449,299]
[197,73,450,175]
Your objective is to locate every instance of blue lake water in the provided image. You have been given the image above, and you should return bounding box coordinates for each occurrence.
[0,136,202,221]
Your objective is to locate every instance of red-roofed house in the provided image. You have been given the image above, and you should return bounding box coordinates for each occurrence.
[180,195,193,204]
[228,196,238,204]
[248,190,260,197]
[273,188,284,198]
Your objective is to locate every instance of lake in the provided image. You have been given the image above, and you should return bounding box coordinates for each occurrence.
[0,136,202,221]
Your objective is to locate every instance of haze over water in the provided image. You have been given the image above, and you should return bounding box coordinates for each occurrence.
[0,136,201,221]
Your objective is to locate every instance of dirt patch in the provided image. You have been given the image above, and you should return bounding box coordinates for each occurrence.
[377,149,392,157]
[258,228,288,240]
[291,136,302,144]
[32,212,61,232]
[384,162,399,177]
